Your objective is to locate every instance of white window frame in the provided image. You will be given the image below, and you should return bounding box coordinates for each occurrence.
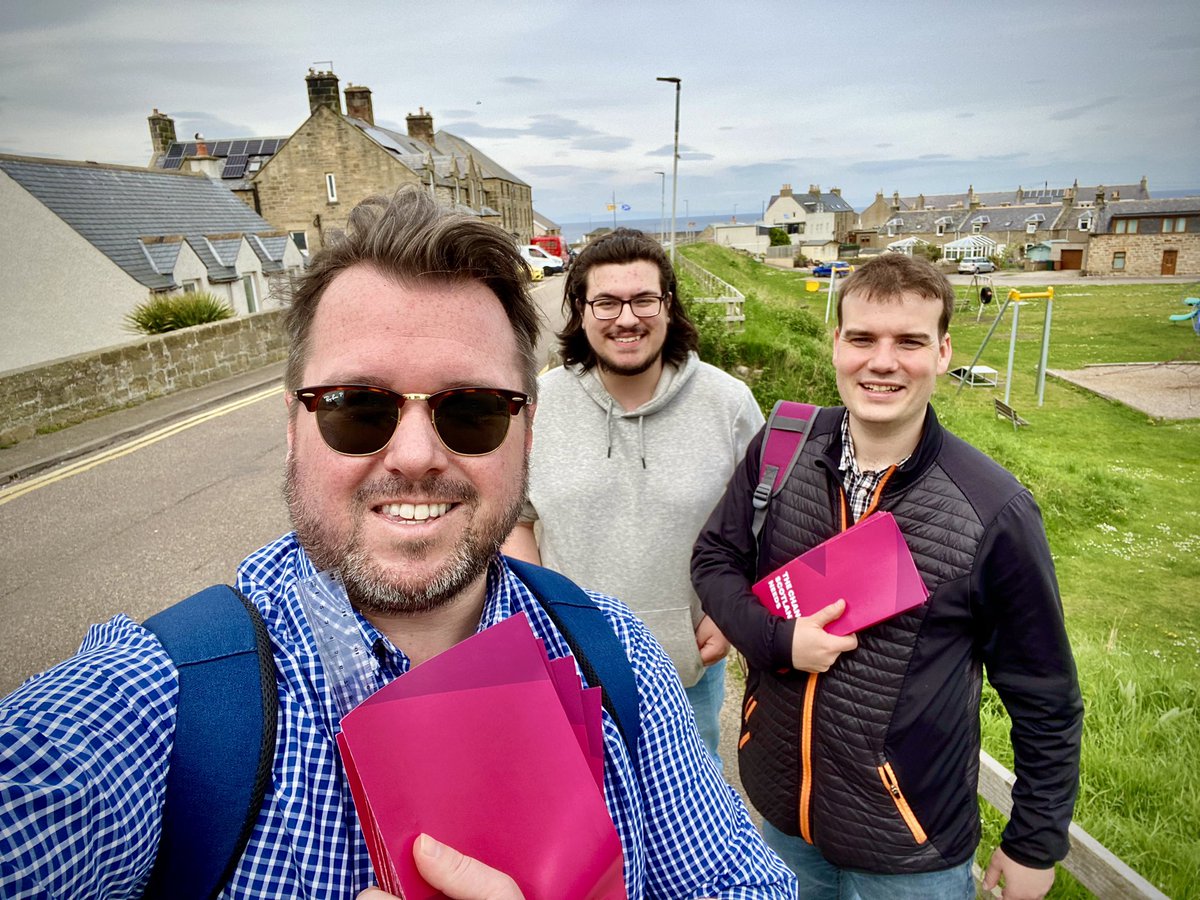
[1078,216,1092,232]
[1112,251,1126,271]
[325,172,338,203]
[290,230,309,255]
[181,279,201,294]
[243,273,259,313]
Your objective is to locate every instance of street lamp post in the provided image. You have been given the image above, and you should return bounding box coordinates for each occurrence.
[656,76,681,265]
[655,170,666,244]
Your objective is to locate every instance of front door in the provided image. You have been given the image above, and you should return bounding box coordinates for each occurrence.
[1162,249,1178,276]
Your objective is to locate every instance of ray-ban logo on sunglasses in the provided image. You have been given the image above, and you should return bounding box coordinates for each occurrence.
[293,385,530,457]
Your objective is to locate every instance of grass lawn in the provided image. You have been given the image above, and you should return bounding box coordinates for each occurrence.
[680,244,1200,898]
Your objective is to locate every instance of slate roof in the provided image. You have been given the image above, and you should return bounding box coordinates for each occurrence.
[767,190,854,214]
[1092,197,1200,233]
[434,130,528,186]
[899,181,1150,211]
[0,155,291,290]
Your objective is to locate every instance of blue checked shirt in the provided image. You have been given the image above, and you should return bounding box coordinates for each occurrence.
[1,533,795,898]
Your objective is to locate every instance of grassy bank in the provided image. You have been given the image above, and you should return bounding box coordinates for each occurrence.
[678,244,1200,897]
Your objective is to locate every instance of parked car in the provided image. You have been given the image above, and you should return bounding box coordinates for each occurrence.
[812,260,853,278]
[519,244,564,275]
[957,256,996,274]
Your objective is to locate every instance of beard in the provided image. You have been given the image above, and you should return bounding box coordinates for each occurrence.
[284,455,527,617]
[594,326,665,377]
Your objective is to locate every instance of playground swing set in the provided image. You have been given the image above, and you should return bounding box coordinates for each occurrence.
[954,287,1057,426]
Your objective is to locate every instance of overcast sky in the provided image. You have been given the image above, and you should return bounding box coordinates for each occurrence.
[2,0,1197,224]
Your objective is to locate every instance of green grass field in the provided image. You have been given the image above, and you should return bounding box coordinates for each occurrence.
[679,244,1200,898]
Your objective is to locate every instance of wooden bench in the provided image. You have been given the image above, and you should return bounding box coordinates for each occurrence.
[994,398,1029,430]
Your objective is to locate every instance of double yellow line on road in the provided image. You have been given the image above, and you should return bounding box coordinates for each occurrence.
[0,384,282,507]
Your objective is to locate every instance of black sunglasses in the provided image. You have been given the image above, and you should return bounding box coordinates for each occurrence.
[293,385,531,457]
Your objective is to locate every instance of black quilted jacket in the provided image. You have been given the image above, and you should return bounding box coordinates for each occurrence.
[692,405,1082,873]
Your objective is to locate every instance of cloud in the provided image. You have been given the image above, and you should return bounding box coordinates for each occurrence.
[572,135,633,151]
[497,76,542,86]
[1049,96,1122,121]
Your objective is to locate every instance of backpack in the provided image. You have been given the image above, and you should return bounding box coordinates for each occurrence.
[142,561,641,899]
[751,400,822,542]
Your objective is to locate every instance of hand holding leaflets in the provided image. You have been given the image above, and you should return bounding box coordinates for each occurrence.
[338,613,625,900]
[753,512,929,637]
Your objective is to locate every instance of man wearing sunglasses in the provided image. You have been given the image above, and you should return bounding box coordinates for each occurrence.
[502,228,764,769]
[0,190,793,898]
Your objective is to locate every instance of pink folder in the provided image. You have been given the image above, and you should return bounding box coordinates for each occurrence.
[752,511,929,636]
[337,613,625,899]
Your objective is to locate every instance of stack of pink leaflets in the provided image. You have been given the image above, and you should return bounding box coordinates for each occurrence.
[337,612,626,899]
[752,511,929,636]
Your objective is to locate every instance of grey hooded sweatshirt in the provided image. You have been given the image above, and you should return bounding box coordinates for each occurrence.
[520,351,764,686]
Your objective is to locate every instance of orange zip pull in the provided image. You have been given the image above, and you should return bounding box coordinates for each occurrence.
[876,762,928,844]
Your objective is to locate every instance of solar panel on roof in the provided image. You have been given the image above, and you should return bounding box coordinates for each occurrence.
[165,144,184,158]
[223,154,249,179]
[161,156,183,169]
[230,140,247,155]
[212,141,231,157]
[262,139,281,154]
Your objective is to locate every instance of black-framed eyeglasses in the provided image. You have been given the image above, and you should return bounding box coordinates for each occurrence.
[292,384,531,457]
[583,293,668,320]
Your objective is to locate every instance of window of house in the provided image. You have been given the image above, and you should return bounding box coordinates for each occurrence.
[325,173,338,203]
[936,223,945,236]
[181,279,201,293]
[972,221,983,234]
[1115,218,1139,234]
[1026,222,1037,234]
[1162,216,1187,233]
[248,159,262,174]
[290,231,309,255]
[243,274,259,313]
[1078,216,1092,232]
[1112,251,1126,271]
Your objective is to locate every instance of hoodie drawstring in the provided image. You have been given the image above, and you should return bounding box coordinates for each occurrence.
[638,415,646,469]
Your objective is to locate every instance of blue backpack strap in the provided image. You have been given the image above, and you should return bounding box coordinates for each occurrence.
[504,557,641,768]
[751,399,820,541]
[142,585,278,900]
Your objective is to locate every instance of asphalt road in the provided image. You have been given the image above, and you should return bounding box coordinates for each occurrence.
[0,275,569,695]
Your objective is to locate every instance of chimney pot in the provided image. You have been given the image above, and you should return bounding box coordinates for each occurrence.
[406,107,435,145]
[148,109,177,156]
[305,69,342,116]
[345,84,374,126]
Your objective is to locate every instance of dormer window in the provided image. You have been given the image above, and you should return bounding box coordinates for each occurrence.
[971,216,990,234]
[1025,213,1045,235]
[1078,216,1092,232]
[886,217,903,237]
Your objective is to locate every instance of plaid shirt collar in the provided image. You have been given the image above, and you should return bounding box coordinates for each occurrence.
[838,412,909,523]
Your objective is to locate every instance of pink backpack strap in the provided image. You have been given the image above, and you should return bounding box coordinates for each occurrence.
[751,400,820,540]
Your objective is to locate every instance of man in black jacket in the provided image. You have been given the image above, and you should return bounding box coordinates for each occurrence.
[692,253,1082,900]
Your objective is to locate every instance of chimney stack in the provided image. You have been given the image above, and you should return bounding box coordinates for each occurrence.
[891,190,901,210]
[808,184,821,195]
[344,84,374,125]
[1095,186,1106,207]
[780,183,793,198]
[406,107,435,145]
[306,68,342,116]
[831,187,842,197]
[916,193,925,210]
[148,109,176,155]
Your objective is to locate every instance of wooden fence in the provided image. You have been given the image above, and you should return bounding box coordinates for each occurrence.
[974,751,1168,898]
[675,254,745,329]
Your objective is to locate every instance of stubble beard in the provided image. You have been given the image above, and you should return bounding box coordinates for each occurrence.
[284,455,527,617]
[594,326,664,378]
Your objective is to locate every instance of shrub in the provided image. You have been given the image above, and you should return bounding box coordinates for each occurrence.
[125,292,235,335]
[768,227,791,247]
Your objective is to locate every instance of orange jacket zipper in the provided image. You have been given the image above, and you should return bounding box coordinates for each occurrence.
[877,761,928,844]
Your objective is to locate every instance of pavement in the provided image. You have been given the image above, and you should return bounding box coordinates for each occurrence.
[0,360,286,486]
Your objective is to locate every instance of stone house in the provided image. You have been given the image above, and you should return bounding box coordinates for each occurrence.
[0,154,302,373]
[1085,197,1200,276]
[148,69,533,253]
[763,184,856,244]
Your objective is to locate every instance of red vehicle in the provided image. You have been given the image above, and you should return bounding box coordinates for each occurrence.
[530,234,569,265]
